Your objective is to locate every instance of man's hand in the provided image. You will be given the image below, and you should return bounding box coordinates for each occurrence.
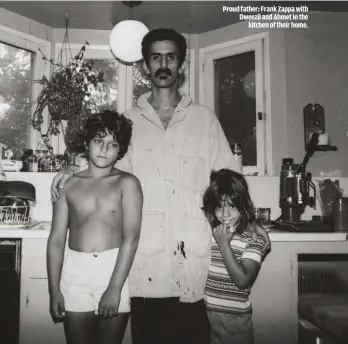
[98,287,121,319]
[51,166,78,202]
[249,220,271,255]
[49,290,66,322]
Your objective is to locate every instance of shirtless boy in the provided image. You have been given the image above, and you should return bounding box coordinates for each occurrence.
[47,110,143,344]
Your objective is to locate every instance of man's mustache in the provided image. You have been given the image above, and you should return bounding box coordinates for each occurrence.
[155,68,172,77]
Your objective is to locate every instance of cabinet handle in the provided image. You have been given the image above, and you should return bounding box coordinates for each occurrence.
[26,295,29,308]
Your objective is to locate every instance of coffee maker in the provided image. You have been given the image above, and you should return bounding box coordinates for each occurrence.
[279,158,316,222]
[274,132,331,232]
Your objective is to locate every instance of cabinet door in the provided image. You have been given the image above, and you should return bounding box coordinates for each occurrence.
[20,278,65,344]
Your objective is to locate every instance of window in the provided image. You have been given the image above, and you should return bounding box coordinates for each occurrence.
[0,26,50,154]
[53,44,123,154]
[0,42,32,152]
[200,34,272,176]
[84,59,118,113]
[132,61,151,107]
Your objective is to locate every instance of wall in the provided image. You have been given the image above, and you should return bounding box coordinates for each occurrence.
[199,12,348,177]
[198,20,288,176]
[285,11,348,177]
[0,6,52,42]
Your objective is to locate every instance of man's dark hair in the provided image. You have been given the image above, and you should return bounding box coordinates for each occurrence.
[141,28,187,67]
[84,110,133,161]
[202,169,255,233]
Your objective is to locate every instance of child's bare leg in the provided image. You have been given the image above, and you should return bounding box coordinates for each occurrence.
[95,313,130,344]
[64,311,95,344]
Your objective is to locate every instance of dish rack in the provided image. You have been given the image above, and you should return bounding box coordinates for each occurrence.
[0,204,31,226]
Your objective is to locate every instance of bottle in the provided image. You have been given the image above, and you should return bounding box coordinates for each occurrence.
[31,154,38,172]
[231,143,243,174]
[38,151,44,172]
[28,155,33,172]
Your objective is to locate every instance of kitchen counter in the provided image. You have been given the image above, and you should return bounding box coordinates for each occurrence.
[0,225,347,242]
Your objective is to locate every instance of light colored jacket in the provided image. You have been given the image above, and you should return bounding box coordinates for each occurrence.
[116,91,239,302]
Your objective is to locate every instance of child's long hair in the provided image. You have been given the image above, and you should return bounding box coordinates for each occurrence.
[202,169,255,233]
[83,110,133,161]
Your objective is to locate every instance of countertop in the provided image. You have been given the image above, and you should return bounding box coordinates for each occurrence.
[0,225,347,242]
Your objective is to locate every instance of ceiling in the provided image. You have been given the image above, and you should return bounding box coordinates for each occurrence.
[0,1,347,33]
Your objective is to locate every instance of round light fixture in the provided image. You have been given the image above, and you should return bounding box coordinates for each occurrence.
[109,2,149,63]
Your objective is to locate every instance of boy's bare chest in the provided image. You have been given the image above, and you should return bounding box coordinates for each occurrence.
[68,181,121,214]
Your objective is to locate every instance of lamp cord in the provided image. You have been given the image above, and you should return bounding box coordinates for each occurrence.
[187,19,192,98]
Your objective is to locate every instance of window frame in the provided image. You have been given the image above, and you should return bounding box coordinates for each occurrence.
[199,32,273,176]
[54,43,196,153]
[0,24,51,151]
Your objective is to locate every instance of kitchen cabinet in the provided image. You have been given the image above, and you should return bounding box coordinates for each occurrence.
[250,237,348,344]
[19,239,65,344]
[19,238,132,344]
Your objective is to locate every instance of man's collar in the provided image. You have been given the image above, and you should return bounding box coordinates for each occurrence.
[137,89,192,110]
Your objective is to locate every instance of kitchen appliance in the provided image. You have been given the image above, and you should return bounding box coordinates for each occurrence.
[274,132,333,232]
[0,181,36,225]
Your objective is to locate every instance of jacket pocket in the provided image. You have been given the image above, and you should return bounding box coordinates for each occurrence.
[137,213,165,256]
[185,217,211,257]
[179,154,206,192]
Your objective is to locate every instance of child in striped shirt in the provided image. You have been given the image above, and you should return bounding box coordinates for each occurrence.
[202,169,269,344]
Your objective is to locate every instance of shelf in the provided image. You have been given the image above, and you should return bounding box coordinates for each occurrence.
[314,145,337,152]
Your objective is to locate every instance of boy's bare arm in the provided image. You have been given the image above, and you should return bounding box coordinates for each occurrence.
[47,186,69,294]
[107,174,143,293]
[219,242,261,290]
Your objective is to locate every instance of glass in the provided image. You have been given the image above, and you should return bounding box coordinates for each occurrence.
[0,42,33,150]
[254,207,271,228]
[84,59,118,113]
[214,51,257,166]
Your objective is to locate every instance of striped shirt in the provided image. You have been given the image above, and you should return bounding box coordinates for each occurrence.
[205,230,265,314]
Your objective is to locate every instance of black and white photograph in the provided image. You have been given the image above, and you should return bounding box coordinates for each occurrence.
[0,1,347,344]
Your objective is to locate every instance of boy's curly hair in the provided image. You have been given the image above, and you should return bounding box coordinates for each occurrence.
[83,110,133,161]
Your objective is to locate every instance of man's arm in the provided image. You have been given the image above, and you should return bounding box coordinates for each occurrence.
[219,241,261,290]
[101,174,143,312]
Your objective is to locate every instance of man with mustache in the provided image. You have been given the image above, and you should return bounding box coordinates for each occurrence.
[51,28,270,344]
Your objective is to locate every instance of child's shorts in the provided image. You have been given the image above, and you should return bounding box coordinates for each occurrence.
[60,247,130,314]
[207,310,254,344]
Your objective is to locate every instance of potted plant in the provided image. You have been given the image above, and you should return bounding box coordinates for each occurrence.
[31,42,104,153]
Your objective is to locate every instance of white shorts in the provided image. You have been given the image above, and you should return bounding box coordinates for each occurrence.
[60,247,130,313]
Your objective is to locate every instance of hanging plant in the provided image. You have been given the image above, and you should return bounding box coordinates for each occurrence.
[30,15,104,152]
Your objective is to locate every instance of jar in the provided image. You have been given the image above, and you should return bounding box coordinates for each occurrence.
[231,143,243,174]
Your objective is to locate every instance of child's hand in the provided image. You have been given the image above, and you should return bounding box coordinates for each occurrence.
[98,288,121,319]
[213,223,235,248]
[49,290,66,322]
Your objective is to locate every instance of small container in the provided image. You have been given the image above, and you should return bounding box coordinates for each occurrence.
[333,198,348,232]
[231,143,243,174]
[254,207,271,229]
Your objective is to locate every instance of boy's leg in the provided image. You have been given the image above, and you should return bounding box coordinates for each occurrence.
[64,311,95,344]
[208,311,254,344]
[95,313,129,344]
[207,310,222,344]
